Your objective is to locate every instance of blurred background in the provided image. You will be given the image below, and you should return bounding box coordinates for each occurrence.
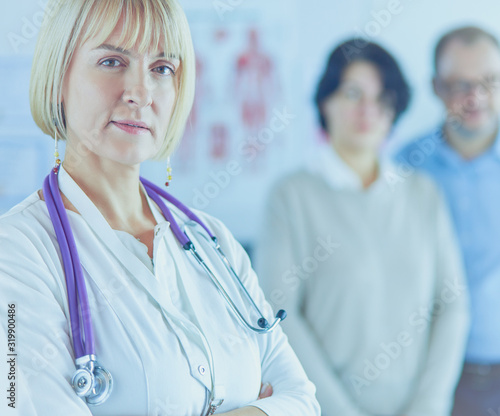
[1,0,499,254]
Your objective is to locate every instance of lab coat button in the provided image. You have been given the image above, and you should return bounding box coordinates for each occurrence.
[198,365,206,375]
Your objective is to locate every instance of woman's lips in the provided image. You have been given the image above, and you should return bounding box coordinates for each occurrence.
[111,121,150,135]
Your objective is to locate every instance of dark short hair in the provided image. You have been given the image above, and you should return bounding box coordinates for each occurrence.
[434,26,500,75]
[314,38,411,131]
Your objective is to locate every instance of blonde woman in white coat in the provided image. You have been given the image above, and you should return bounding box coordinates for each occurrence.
[0,1,320,415]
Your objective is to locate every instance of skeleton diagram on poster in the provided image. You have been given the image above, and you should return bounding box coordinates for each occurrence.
[234,28,281,169]
[175,23,283,175]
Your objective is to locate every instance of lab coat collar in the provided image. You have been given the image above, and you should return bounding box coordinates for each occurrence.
[57,165,169,282]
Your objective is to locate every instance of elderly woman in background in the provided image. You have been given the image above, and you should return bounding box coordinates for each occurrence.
[0,0,320,415]
[257,39,469,416]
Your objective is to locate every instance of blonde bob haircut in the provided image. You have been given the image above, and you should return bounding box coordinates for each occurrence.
[30,0,195,160]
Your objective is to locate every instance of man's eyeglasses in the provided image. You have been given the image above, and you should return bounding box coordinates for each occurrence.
[435,74,500,98]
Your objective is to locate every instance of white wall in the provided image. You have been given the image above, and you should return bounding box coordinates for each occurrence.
[1,0,499,245]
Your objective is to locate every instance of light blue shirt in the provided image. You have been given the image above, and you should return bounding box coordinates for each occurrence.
[396,127,500,363]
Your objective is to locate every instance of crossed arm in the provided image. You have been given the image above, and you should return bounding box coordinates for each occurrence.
[219,408,267,416]
[218,382,273,415]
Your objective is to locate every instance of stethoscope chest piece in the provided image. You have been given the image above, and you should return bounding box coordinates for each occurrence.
[85,365,113,405]
[72,356,113,406]
[72,368,94,397]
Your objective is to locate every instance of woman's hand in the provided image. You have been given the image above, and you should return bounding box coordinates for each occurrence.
[216,383,273,415]
[258,383,273,399]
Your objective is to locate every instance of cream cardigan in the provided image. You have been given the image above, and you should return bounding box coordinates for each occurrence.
[256,145,470,416]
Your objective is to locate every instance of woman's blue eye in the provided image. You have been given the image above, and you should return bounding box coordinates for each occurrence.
[101,59,121,67]
[154,65,175,76]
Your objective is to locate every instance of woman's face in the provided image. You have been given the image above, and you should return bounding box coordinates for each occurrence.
[321,61,395,152]
[61,17,180,166]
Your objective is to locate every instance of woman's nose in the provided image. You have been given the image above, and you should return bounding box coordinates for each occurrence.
[122,70,153,108]
[357,97,380,118]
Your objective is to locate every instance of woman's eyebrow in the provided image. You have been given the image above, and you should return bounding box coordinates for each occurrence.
[93,44,131,55]
[93,44,177,59]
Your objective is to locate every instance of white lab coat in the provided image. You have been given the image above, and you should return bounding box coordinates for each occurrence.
[0,167,319,416]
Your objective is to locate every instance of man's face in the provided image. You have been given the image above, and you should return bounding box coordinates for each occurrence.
[434,38,500,138]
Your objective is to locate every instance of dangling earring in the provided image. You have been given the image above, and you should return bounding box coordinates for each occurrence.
[53,125,61,174]
[165,156,173,187]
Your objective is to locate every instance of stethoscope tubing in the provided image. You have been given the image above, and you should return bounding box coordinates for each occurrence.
[141,178,278,330]
[44,170,95,358]
[141,178,215,243]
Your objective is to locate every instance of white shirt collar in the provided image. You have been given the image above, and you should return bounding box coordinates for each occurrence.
[306,141,395,191]
[58,163,167,226]
[57,164,170,276]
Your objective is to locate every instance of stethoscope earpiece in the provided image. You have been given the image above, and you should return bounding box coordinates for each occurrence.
[257,318,269,329]
[276,309,287,321]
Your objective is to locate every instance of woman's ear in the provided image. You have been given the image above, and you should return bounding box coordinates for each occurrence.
[57,102,67,129]
[319,98,334,135]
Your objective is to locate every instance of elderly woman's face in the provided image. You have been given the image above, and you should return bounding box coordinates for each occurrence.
[61,17,180,166]
[322,61,394,152]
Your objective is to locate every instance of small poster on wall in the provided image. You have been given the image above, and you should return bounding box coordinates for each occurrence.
[143,0,301,245]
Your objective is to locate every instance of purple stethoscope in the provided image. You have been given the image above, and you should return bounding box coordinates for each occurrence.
[43,166,286,406]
